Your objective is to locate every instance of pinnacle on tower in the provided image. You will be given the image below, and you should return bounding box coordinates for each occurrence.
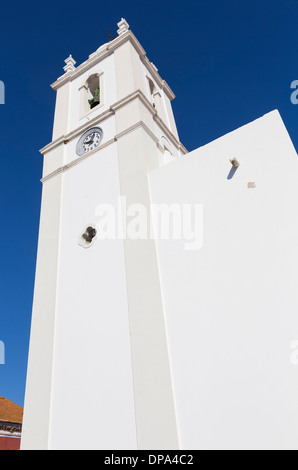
[117,18,129,36]
[63,55,76,73]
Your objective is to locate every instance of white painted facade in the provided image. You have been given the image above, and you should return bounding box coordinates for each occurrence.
[22,19,298,450]
[149,110,298,450]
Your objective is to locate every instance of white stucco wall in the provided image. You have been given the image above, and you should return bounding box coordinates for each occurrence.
[148,110,298,450]
[22,140,138,450]
[48,143,137,450]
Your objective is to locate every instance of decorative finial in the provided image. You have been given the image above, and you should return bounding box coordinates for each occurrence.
[117,18,129,36]
[63,55,76,74]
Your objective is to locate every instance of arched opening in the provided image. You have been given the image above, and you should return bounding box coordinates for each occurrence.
[147,77,157,108]
[147,77,156,108]
[79,72,103,118]
[146,76,165,121]
[86,74,100,109]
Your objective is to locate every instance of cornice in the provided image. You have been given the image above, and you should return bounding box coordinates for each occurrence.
[41,136,117,183]
[41,117,187,183]
[41,119,169,183]
[40,107,114,155]
[51,31,175,101]
[40,89,187,157]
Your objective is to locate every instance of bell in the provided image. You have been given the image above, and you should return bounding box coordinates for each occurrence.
[88,88,100,109]
[89,96,100,109]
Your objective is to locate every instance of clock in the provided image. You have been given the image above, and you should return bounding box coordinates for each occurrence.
[76,127,103,156]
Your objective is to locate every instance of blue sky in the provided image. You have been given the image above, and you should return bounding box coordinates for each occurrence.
[1,0,298,407]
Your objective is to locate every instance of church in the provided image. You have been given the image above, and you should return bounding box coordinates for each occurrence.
[21,19,298,450]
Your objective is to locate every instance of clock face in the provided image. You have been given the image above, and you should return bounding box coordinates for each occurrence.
[76,127,103,156]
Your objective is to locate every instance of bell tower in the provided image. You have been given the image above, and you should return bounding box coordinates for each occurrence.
[21,19,187,450]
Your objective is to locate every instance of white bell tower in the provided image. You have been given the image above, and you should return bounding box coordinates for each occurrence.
[22,19,187,450]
